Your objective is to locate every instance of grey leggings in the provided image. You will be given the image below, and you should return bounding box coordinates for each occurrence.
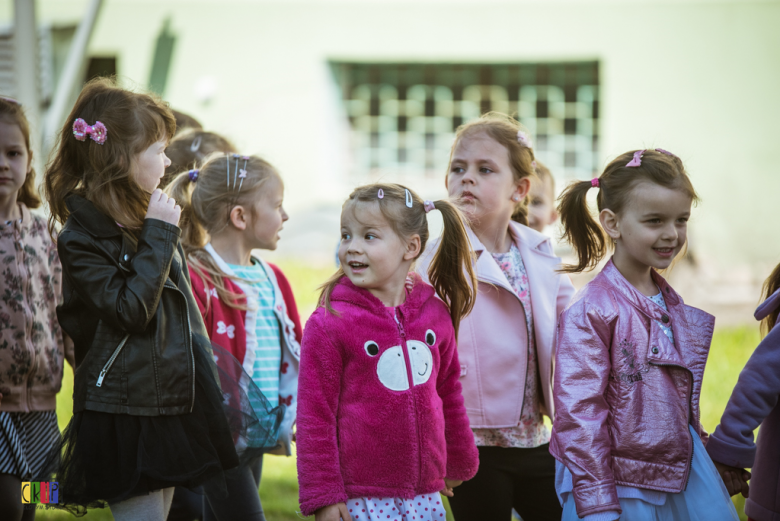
[203,456,264,521]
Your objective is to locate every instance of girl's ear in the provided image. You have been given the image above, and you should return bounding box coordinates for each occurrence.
[403,233,422,261]
[228,205,248,231]
[512,177,531,202]
[599,208,620,240]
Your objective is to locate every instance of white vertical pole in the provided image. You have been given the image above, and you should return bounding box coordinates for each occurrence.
[13,0,42,176]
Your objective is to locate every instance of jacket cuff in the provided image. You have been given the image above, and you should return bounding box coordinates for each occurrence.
[142,218,182,238]
[299,491,349,517]
[572,482,621,518]
[706,432,756,469]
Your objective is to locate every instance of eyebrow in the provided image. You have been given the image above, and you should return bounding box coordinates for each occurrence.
[641,212,691,218]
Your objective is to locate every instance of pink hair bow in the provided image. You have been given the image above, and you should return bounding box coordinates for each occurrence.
[517,131,533,148]
[626,150,645,168]
[423,200,435,213]
[72,118,108,145]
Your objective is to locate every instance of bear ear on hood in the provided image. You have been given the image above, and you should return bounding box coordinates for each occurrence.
[755,288,780,321]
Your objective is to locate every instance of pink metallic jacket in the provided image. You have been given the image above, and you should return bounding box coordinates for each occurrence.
[549,260,714,517]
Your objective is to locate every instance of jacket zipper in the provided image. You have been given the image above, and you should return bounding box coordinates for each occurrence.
[393,308,423,489]
[648,360,695,487]
[96,334,130,387]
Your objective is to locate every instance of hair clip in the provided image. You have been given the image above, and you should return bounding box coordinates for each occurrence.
[517,131,532,148]
[73,118,107,145]
[190,136,202,152]
[591,178,600,188]
[655,148,677,158]
[377,188,384,199]
[626,150,645,168]
[226,154,231,189]
[531,160,537,169]
[405,189,413,208]
[423,200,435,213]
[188,169,199,182]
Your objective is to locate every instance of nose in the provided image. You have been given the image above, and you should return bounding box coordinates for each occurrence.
[281,207,289,222]
[163,152,171,168]
[0,153,8,171]
[661,222,679,242]
[461,168,476,185]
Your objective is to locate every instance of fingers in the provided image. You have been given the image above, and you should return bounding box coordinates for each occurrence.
[337,503,353,521]
[439,486,454,498]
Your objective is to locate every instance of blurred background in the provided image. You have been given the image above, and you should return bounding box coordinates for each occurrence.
[1,0,778,519]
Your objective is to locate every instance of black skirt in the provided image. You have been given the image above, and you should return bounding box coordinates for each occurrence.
[47,335,284,515]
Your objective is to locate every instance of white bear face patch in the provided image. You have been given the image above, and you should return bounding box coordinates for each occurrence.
[368,330,437,391]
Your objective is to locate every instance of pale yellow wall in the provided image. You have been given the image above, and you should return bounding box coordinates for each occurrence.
[9,0,780,277]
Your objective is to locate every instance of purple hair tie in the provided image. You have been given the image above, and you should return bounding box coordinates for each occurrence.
[591,178,600,188]
[423,200,435,213]
[188,169,199,182]
[626,150,645,168]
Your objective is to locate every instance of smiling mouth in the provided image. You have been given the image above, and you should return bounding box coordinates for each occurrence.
[417,363,429,376]
[348,261,368,269]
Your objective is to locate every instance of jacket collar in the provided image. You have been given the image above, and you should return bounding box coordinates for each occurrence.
[330,272,434,315]
[65,194,123,238]
[599,258,682,322]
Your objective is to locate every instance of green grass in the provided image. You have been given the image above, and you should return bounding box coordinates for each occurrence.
[37,261,759,520]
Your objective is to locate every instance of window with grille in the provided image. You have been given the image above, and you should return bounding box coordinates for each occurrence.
[331,62,600,181]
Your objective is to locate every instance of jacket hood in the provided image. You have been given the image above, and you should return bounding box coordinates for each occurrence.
[755,288,780,321]
[330,272,435,313]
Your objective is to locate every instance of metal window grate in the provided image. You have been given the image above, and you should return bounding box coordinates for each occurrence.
[331,62,600,181]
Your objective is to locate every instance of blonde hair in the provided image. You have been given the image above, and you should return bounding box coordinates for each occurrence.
[167,153,280,310]
[319,183,477,335]
[450,112,536,225]
[514,160,554,224]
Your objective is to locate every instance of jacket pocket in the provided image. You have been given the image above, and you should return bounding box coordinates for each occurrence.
[96,334,130,387]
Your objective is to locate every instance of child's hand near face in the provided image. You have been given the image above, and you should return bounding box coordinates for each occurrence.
[315,502,353,521]
[440,477,463,497]
[713,460,751,498]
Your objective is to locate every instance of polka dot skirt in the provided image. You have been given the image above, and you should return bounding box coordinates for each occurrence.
[347,492,445,521]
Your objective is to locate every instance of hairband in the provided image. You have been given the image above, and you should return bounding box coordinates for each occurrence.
[423,200,435,213]
[591,178,600,188]
[517,130,532,148]
[626,148,678,168]
[73,118,107,145]
[188,169,199,182]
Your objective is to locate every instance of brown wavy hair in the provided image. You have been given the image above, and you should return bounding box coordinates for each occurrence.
[449,112,536,225]
[161,128,236,189]
[0,97,40,208]
[557,149,699,273]
[44,77,175,235]
[167,153,280,311]
[319,183,477,335]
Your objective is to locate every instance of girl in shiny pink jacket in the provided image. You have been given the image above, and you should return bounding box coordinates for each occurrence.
[296,184,479,521]
[550,149,739,521]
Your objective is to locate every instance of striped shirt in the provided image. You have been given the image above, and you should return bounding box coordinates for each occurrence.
[227,261,282,407]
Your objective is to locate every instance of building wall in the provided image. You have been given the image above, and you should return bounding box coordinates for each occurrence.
[21,0,780,284]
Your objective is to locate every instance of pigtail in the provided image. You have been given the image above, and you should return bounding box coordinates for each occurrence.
[317,267,346,316]
[510,198,529,226]
[761,262,780,336]
[558,179,607,273]
[427,200,477,336]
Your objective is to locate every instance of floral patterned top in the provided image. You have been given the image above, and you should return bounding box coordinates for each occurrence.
[472,243,550,448]
[0,204,72,412]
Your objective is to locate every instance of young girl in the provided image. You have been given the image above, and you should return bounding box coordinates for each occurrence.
[416,112,574,521]
[550,148,739,520]
[297,183,480,521]
[706,262,780,521]
[42,78,247,520]
[521,160,559,232]
[162,128,236,189]
[168,152,301,521]
[0,97,74,521]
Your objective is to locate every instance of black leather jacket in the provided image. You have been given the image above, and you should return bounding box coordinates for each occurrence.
[57,195,204,416]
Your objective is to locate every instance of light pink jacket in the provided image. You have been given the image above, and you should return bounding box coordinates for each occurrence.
[416,221,574,426]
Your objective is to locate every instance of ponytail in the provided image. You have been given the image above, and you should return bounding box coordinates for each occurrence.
[165,170,208,250]
[558,179,607,273]
[761,263,780,336]
[427,200,477,336]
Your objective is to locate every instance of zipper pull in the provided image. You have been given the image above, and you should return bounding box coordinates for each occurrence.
[96,369,107,387]
[395,308,406,338]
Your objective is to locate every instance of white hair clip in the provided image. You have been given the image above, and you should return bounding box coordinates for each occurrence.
[405,189,413,208]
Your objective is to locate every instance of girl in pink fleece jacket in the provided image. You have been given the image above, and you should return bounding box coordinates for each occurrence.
[297,183,480,521]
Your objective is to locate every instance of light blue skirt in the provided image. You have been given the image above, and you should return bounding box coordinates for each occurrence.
[560,426,740,520]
